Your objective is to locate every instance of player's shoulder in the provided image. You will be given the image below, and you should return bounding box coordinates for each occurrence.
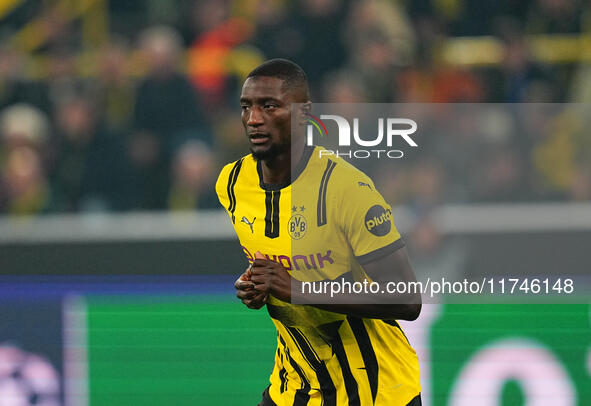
[215,153,256,196]
[218,153,255,176]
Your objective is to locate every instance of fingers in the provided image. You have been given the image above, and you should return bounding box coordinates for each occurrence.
[244,264,253,279]
[236,286,260,299]
[235,252,272,310]
[250,264,277,277]
[249,272,270,284]
[252,251,278,267]
[246,275,267,292]
[235,265,256,289]
[241,292,268,309]
[252,258,274,267]
[235,278,254,290]
[244,295,267,309]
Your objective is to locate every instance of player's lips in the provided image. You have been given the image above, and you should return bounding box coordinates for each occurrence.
[249,132,270,144]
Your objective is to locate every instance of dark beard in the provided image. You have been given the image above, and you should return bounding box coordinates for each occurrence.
[250,140,290,161]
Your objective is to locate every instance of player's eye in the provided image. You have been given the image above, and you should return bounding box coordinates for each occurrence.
[240,105,250,111]
[264,103,277,109]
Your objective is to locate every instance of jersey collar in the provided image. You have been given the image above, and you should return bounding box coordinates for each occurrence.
[256,146,315,191]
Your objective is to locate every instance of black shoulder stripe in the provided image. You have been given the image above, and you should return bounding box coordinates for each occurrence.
[226,158,244,223]
[347,316,379,403]
[265,190,281,238]
[285,326,336,406]
[317,160,337,227]
[355,239,405,265]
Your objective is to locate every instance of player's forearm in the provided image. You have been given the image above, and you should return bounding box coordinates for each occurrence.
[310,302,421,320]
[289,274,422,320]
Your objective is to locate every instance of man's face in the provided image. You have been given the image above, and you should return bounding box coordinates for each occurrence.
[240,76,292,161]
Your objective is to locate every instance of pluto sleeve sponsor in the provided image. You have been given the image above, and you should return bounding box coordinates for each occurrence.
[364,205,392,236]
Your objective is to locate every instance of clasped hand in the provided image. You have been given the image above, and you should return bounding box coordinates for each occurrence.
[234,252,293,309]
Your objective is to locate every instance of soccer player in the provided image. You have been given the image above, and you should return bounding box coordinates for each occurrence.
[216,59,422,405]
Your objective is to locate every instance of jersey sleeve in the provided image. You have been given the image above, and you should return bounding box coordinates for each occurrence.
[335,171,404,265]
[215,162,234,213]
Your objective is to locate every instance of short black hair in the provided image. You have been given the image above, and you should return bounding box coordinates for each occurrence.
[246,59,310,101]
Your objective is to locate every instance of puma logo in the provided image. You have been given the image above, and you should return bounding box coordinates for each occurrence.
[241,216,256,233]
[358,181,372,191]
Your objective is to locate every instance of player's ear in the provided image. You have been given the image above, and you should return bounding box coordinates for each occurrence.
[297,102,312,126]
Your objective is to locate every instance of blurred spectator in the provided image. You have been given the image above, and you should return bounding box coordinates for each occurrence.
[168,141,217,210]
[488,25,556,102]
[526,0,582,34]
[0,104,52,215]
[91,38,135,133]
[0,47,25,109]
[50,96,131,212]
[322,69,368,102]
[396,14,484,103]
[36,3,80,52]
[248,0,293,61]
[187,0,256,110]
[397,63,485,103]
[212,109,249,164]
[48,49,89,107]
[291,0,348,91]
[344,0,416,102]
[248,0,347,94]
[502,37,554,102]
[0,146,51,215]
[130,25,210,210]
[0,47,50,113]
[0,103,50,154]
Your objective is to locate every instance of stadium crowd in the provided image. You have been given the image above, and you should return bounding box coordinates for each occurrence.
[1,0,590,216]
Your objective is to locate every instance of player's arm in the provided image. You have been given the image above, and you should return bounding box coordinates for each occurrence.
[309,246,421,320]
[248,247,421,320]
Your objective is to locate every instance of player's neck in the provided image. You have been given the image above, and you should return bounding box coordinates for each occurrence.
[260,139,305,185]
[260,153,290,184]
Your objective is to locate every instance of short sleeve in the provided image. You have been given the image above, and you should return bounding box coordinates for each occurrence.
[336,173,404,265]
[215,163,233,211]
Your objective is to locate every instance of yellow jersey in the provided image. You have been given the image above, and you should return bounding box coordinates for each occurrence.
[216,146,420,405]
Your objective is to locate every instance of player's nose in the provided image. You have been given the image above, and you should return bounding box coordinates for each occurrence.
[247,107,264,126]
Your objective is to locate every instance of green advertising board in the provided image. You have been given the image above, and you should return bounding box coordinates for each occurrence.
[83,298,590,405]
[430,304,590,405]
